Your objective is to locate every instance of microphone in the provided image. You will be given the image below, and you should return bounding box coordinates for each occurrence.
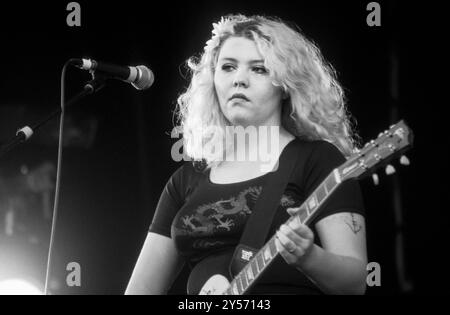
[71,58,154,90]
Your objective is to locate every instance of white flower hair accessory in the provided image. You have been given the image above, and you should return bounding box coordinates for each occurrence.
[203,16,237,52]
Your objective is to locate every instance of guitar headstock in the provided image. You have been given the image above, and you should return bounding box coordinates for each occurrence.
[339,120,414,182]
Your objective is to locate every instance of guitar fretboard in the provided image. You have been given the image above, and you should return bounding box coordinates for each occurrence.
[223,169,341,295]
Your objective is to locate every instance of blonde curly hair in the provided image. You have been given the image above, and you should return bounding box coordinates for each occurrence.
[176,14,359,166]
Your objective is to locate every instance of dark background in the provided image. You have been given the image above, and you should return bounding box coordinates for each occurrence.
[0,0,447,295]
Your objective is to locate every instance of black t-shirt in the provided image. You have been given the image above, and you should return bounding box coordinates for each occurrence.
[149,138,365,294]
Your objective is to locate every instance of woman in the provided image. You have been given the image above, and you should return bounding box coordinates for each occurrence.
[126,14,367,295]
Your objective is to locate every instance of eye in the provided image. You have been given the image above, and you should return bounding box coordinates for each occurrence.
[221,64,235,72]
[252,66,268,74]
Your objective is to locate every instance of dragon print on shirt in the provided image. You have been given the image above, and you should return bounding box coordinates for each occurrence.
[178,186,261,236]
[173,186,297,242]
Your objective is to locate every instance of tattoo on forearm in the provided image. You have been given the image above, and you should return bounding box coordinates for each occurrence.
[345,213,362,234]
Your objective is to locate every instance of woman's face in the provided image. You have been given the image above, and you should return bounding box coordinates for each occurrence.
[214,37,284,127]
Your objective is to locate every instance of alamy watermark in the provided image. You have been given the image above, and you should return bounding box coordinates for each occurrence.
[66,262,81,287]
[366,2,381,27]
[66,2,81,27]
[171,125,280,172]
[366,262,381,287]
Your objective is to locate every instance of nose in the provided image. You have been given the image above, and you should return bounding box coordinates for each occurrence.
[232,69,249,88]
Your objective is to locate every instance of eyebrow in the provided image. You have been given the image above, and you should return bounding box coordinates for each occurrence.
[218,57,265,64]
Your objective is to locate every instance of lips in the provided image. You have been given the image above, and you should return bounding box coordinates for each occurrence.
[230,93,250,102]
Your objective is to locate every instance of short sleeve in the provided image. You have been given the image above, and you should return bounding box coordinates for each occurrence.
[148,164,187,237]
[301,141,365,226]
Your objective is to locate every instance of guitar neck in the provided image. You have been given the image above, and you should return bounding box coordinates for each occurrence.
[220,120,413,295]
[224,169,342,295]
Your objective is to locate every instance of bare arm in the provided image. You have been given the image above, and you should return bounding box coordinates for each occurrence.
[276,212,367,294]
[125,232,185,295]
[301,212,367,294]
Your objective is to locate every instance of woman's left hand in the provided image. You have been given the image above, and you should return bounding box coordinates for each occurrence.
[275,208,315,268]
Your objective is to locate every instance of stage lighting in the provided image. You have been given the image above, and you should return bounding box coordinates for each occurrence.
[0,279,43,295]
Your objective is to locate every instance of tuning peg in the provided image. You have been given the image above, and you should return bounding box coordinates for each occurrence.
[372,173,380,186]
[385,164,396,175]
[400,155,410,166]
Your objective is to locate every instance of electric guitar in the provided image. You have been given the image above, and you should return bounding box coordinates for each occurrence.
[199,120,414,295]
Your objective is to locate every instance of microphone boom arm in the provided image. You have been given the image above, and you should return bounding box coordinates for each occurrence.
[0,75,105,159]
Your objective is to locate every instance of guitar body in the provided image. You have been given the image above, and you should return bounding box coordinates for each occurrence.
[199,275,230,295]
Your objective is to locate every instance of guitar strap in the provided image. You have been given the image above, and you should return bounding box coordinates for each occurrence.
[229,139,302,278]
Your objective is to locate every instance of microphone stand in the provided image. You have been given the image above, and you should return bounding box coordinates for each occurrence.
[0,74,106,159]
[1,68,107,295]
